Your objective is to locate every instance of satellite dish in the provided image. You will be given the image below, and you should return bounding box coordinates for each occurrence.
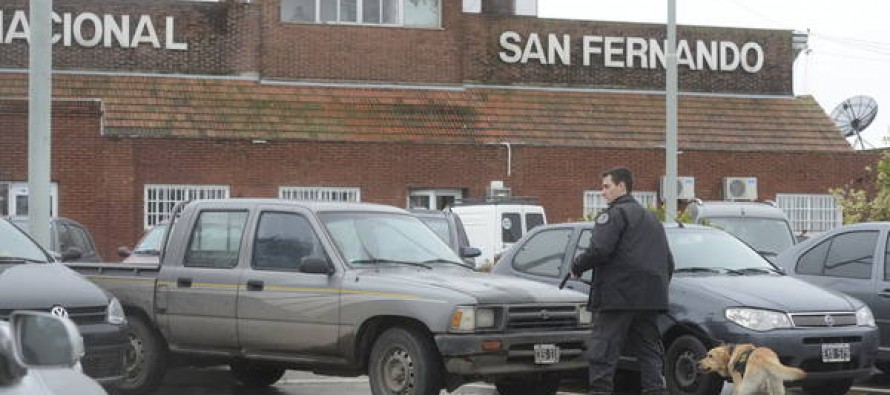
[830,95,878,149]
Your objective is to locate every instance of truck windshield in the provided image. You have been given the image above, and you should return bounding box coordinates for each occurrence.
[704,217,795,256]
[320,212,463,267]
[0,220,50,263]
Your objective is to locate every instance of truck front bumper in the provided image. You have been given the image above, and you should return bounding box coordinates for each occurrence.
[435,330,590,376]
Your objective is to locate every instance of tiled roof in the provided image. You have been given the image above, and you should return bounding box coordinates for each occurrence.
[0,73,851,152]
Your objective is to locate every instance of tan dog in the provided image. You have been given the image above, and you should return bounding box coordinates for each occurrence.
[699,343,806,395]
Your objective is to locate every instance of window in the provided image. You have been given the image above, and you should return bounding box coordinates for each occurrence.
[252,212,327,271]
[279,186,361,202]
[144,184,229,229]
[583,191,657,218]
[513,228,572,278]
[184,211,248,269]
[281,0,439,28]
[408,189,462,210]
[776,194,842,233]
[573,230,594,282]
[502,213,522,243]
[526,213,545,232]
[796,231,877,279]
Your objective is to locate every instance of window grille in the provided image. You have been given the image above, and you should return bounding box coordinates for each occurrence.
[279,186,361,203]
[280,0,440,28]
[776,193,842,233]
[144,184,230,228]
[583,191,657,218]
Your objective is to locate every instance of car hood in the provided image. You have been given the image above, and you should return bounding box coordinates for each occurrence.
[360,268,586,304]
[673,274,857,312]
[0,263,109,310]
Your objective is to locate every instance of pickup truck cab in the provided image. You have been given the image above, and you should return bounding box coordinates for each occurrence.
[69,199,591,395]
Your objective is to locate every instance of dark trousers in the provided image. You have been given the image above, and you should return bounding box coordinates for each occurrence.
[587,310,667,395]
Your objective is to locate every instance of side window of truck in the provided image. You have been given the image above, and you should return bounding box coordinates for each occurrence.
[252,212,326,271]
[185,210,248,269]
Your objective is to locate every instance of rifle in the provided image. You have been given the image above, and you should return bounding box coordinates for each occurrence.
[558,271,572,289]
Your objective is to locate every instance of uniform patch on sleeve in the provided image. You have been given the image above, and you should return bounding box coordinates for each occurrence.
[596,213,610,224]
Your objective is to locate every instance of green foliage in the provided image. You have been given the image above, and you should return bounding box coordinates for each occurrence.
[832,150,890,224]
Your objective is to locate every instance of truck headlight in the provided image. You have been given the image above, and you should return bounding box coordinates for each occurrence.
[725,308,792,331]
[856,306,876,327]
[578,305,592,326]
[450,307,496,332]
[106,297,127,325]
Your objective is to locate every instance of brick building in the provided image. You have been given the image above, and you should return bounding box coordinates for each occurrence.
[0,0,878,260]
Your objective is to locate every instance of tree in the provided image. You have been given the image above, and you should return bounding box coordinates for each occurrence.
[831,150,890,224]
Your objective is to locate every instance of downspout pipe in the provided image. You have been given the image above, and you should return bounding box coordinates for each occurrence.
[500,142,512,178]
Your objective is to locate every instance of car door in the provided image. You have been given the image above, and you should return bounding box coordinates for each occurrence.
[237,208,340,356]
[871,229,890,349]
[792,230,879,316]
[158,209,248,351]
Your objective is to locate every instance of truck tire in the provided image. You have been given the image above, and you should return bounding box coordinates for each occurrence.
[495,373,559,395]
[229,360,285,388]
[117,315,167,395]
[801,378,854,395]
[368,327,443,395]
[665,335,723,395]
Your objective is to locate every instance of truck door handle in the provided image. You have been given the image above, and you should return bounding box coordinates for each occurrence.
[880,289,890,298]
[246,280,265,291]
[177,278,193,288]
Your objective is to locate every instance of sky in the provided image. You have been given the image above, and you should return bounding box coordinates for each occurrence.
[538,0,890,149]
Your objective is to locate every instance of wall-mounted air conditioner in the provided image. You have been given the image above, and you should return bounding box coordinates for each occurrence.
[660,176,695,201]
[723,177,758,201]
[486,180,512,198]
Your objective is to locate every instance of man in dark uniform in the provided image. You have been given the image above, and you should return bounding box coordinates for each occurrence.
[571,167,674,395]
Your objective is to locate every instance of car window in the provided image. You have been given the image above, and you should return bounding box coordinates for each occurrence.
[823,231,877,279]
[184,210,248,269]
[513,228,572,278]
[667,228,773,270]
[573,230,594,282]
[252,212,327,271]
[526,213,545,231]
[705,217,795,255]
[885,235,890,281]
[57,223,76,253]
[418,216,452,246]
[796,240,829,275]
[69,225,96,255]
[0,220,49,262]
[502,212,522,243]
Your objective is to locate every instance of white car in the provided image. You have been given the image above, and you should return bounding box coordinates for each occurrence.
[0,312,106,395]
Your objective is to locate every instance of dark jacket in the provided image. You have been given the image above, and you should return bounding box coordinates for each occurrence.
[572,194,673,311]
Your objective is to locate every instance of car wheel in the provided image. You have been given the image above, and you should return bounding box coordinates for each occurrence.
[229,360,285,388]
[665,335,724,395]
[368,327,443,395]
[801,378,854,395]
[117,315,167,395]
[495,373,559,395]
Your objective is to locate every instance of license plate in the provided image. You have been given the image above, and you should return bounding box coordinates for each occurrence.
[821,343,851,363]
[534,344,560,364]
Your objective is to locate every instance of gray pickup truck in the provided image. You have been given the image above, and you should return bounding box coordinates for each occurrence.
[68,199,591,395]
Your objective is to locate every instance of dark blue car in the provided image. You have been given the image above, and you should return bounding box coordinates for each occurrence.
[492,222,878,395]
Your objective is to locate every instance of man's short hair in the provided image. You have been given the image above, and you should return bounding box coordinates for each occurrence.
[601,167,634,194]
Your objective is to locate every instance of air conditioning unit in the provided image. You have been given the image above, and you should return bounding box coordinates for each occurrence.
[723,177,758,201]
[660,176,695,201]
[486,180,512,198]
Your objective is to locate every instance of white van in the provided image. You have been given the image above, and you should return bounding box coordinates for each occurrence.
[449,199,546,268]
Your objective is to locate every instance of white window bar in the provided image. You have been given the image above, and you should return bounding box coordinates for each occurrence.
[279,186,361,203]
[144,184,230,229]
[776,193,842,233]
[583,191,657,218]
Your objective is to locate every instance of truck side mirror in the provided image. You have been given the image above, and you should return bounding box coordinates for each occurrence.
[10,312,83,368]
[117,246,133,258]
[61,246,83,262]
[300,257,333,275]
[460,247,481,258]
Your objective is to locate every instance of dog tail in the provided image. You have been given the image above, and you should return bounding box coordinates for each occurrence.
[768,361,807,381]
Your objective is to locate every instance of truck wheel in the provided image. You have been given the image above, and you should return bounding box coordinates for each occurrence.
[801,378,854,395]
[495,373,559,395]
[368,327,443,395]
[229,360,285,388]
[665,335,723,395]
[117,315,167,395]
